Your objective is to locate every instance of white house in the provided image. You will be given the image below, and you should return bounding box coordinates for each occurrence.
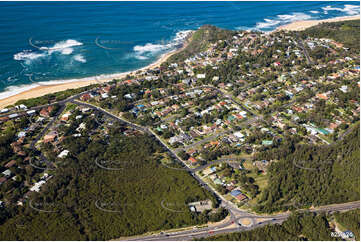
[196,74,206,79]
[30,180,46,192]
[17,131,26,138]
[58,150,70,158]
[339,85,348,93]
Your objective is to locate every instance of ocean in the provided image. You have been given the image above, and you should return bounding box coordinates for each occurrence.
[0,1,359,99]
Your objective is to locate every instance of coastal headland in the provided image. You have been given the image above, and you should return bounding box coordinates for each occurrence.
[0,15,359,109]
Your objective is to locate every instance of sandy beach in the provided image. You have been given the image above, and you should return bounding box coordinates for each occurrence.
[0,36,191,109]
[276,15,360,32]
[0,14,359,108]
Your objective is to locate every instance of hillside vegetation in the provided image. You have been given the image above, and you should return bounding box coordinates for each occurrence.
[255,124,359,213]
[166,25,235,63]
[0,125,225,240]
[251,20,360,213]
[299,20,360,51]
[334,209,360,240]
[201,212,339,241]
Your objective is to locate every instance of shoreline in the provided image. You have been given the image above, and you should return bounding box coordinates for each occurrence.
[275,15,360,32]
[0,34,192,109]
[0,14,359,108]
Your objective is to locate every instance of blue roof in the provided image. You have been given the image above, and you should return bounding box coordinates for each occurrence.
[137,104,145,108]
[230,190,242,196]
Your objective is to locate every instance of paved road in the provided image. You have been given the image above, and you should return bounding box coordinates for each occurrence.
[71,99,361,242]
[175,130,231,153]
[127,201,360,241]
[30,104,66,148]
[29,104,66,170]
[70,100,252,225]
[192,157,248,172]
[72,100,187,163]
[5,83,358,240]
[295,33,313,65]
[71,100,149,134]
[337,124,357,142]
[0,86,100,118]
[197,85,256,117]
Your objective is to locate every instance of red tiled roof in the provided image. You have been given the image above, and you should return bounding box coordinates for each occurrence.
[0,177,7,184]
[5,160,16,168]
[188,157,197,163]
[235,193,247,201]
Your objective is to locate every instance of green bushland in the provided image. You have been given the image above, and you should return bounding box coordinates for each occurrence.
[200,212,341,241]
[12,84,98,108]
[254,126,359,213]
[299,20,360,52]
[334,209,360,240]
[166,25,235,64]
[0,122,226,240]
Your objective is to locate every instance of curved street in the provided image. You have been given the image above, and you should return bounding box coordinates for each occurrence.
[68,100,360,241]
[2,84,359,241]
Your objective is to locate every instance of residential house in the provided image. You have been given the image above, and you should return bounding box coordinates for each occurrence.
[230,189,248,201]
[58,150,70,158]
[43,131,57,143]
[188,157,198,165]
[4,160,16,168]
[40,106,54,117]
[0,177,7,185]
[316,93,328,100]
[2,169,11,177]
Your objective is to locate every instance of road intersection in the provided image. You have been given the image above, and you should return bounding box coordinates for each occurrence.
[3,83,359,241]
[69,100,360,241]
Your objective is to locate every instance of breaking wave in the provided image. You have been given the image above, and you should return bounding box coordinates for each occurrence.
[14,39,83,63]
[255,19,281,29]
[40,39,83,54]
[13,50,45,61]
[254,12,313,31]
[133,30,192,57]
[322,4,360,16]
[73,54,86,63]
[251,4,359,31]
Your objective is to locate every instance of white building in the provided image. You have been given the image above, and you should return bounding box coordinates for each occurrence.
[196,74,206,79]
[58,150,70,158]
[30,180,46,192]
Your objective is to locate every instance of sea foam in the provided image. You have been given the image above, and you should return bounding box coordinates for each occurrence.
[322,4,360,16]
[41,39,83,55]
[256,19,281,29]
[14,39,83,63]
[13,50,45,61]
[73,54,86,63]
[277,12,312,22]
[133,30,193,57]
[254,12,313,31]
[0,83,40,100]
